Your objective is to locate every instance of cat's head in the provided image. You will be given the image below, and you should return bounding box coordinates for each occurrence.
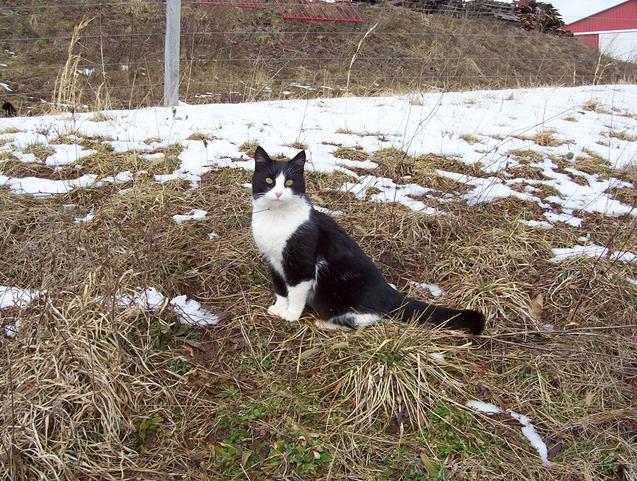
[252,146,306,205]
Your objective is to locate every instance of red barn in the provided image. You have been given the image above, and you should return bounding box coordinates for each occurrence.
[566,0,637,62]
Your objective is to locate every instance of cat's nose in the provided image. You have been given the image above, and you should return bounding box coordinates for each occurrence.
[275,192,283,199]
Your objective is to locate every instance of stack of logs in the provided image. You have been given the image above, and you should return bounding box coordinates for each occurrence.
[373,0,573,37]
[514,0,573,36]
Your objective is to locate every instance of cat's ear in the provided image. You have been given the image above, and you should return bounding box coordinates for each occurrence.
[254,146,272,168]
[289,150,306,168]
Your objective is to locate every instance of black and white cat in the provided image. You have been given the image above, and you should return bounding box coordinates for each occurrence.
[251,146,485,334]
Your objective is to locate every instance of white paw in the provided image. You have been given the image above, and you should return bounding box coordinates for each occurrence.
[267,304,287,317]
[279,309,302,323]
[267,295,289,317]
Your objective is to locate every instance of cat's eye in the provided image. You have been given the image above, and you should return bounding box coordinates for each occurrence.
[265,177,273,185]
[285,179,294,187]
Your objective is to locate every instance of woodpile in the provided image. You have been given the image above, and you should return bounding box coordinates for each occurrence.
[464,0,517,22]
[362,0,573,37]
[514,0,573,36]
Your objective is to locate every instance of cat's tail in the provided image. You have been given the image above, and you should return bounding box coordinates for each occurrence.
[398,297,486,334]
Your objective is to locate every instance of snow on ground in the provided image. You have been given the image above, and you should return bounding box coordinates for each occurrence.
[1,286,47,337]
[428,352,446,362]
[2,286,220,337]
[45,144,95,166]
[1,85,634,217]
[550,244,637,263]
[75,211,95,224]
[0,286,46,310]
[411,281,443,297]
[170,295,221,327]
[172,209,208,224]
[114,288,220,327]
[116,287,166,310]
[1,84,636,291]
[465,400,551,464]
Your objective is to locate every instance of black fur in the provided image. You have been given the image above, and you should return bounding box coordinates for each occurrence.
[252,146,486,334]
[2,101,17,118]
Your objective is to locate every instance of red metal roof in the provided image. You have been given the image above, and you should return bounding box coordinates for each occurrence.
[566,0,637,33]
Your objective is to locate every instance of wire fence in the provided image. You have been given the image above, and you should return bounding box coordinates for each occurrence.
[1,0,637,115]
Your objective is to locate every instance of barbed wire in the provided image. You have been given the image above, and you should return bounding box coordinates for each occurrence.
[1,1,632,22]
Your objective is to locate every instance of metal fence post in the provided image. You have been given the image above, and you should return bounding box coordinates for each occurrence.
[164,0,181,107]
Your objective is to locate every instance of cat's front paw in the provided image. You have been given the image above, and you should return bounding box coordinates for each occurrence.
[267,295,289,318]
[279,309,302,323]
[267,303,288,317]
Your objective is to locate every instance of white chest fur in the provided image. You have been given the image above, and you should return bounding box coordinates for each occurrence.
[251,198,311,279]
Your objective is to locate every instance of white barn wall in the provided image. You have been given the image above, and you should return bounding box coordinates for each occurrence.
[599,30,637,62]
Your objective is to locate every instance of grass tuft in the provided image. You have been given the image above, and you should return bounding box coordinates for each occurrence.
[333,147,368,161]
[335,322,473,430]
[22,143,55,161]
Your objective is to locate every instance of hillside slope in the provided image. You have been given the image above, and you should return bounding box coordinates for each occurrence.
[1,1,636,114]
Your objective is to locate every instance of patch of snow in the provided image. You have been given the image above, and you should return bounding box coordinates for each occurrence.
[112,288,222,328]
[74,212,94,224]
[519,219,553,229]
[465,400,503,414]
[173,209,207,224]
[0,174,98,196]
[96,171,134,186]
[13,152,38,163]
[543,211,583,227]
[550,245,637,263]
[611,251,636,262]
[628,279,637,286]
[551,244,608,262]
[411,282,443,297]
[208,232,219,239]
[169,295,220,326]
[76,68,94,77]
[46,144,95,166]
[507,410,550,465]
[0,82,13,92]
[2,84,636,241]
[290,82,315,91]
[340,175,441,215]
[466,400,550,465]
[438,171,540,206]
[429,352,445,362]
[141,152,164,161]
[1,286,46,309]
[116,287,166,309]
[4,320,21,337]
[2,286,46,336]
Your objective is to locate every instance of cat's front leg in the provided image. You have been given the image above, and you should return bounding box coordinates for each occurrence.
[267,267,289,317]
[279,280,313,322]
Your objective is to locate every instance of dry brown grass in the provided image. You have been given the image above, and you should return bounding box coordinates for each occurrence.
[608,130,637,142]
[460,134,482,145]
[1,145,636,481]
[334,323,476,430]
[3,3,637,115]
[532,130,566,147]
[333,146,369,161]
